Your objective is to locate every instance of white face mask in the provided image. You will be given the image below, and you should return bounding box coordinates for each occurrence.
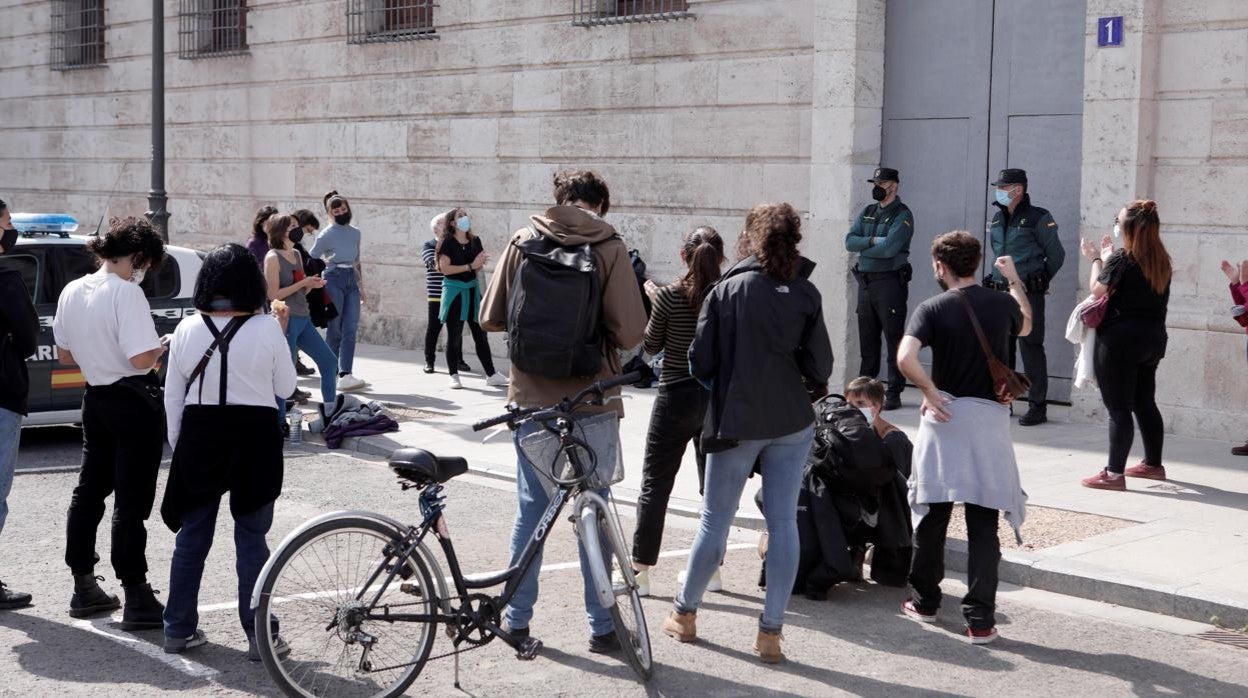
[130,267,146,285]
[858,406,875,426]
[1112,223,1121,239]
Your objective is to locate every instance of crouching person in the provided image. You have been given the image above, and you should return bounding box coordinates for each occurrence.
[896,231,1030,644]
[160,244,296,659]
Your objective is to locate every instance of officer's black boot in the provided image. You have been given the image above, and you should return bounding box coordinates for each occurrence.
[69,574,121,618]
[1018,403,1048,427]
[120,582,165,630]
[883,393,902,411]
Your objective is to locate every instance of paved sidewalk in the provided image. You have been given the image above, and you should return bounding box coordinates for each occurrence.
[304,343,1248,628]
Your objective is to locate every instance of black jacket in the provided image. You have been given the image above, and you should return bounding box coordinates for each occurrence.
[0,267,40,415]
[690,255,833,446]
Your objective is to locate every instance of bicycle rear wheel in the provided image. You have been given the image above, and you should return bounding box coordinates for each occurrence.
[254,516,438,698]
[581,499,653,682]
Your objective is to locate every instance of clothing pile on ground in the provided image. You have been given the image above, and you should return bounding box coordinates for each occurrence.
[309,394,399,449]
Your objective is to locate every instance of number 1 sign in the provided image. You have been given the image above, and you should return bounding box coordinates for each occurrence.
[1098,16,1124,47]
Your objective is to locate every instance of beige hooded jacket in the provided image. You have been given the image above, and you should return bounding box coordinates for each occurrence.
[480,205,647,416]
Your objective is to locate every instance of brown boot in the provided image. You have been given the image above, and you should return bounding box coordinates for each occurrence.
[754,628,784,664]
[662,610,697,643]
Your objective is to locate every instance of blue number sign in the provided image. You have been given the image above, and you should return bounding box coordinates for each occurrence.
[1098,16,1123,47]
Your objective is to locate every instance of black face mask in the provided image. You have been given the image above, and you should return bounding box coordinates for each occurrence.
[0,228,16,255]
[333,211,352,226]
[871,185,887,202]
[288,228,305,244]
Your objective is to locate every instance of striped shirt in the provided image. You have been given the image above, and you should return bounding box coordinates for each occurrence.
[644,283,699,385]
[422,238,444,301]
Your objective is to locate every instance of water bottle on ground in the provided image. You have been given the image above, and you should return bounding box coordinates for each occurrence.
[289,410,303,444]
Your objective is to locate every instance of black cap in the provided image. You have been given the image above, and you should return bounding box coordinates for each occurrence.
[867,167,899,183]
[991,168,1027,186]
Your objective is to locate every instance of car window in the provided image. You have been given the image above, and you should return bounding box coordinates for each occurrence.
[0,253,40,303]
[58,245,98,289]
[141,260,180,300]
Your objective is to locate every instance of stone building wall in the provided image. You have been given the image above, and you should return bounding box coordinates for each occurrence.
[1076,0,1248,441]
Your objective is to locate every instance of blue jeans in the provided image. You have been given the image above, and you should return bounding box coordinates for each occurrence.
[503,420,614,637]
[676,424,814,632]
[163,499,276,641]
[287,315,338,404]
[323,267,360,375]
[0,407,20,535]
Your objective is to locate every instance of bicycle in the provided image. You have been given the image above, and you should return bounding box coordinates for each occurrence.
[249,372,652,696]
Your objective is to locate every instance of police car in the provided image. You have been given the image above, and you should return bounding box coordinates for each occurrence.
[0,213,203,426]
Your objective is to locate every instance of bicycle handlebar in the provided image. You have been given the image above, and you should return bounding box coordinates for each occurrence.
[471,371,641,432]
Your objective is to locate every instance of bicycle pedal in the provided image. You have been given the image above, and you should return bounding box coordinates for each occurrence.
[399,582,423,597]
[516,637,543,661]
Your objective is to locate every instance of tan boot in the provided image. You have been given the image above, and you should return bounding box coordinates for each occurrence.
[754,629,784,664]
[662,610,697,642]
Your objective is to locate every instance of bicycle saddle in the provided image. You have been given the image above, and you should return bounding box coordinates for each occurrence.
[389,448,469,484]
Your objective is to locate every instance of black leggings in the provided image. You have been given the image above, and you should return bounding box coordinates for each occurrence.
[444,295,494,377]
[1093,323,1166,474]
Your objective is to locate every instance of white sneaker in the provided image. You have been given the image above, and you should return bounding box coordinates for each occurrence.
[449,375,463,390]
[336,374,367,392]
[485,372,509,387]
[677,567,722,592]
[614,568,650,597]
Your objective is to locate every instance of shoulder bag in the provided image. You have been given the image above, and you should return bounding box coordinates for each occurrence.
[954,290,1031,404]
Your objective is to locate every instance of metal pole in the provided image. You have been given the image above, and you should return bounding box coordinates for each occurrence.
[145,0,170,241]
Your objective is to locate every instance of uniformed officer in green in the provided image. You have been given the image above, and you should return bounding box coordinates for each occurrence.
[988,168,1065,426]
[845,167,914,410]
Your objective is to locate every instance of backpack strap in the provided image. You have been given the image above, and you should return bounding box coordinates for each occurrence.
[186,313,252,404]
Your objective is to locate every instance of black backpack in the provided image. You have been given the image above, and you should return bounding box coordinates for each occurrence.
[807,394,893,496]
[506,227,604,378]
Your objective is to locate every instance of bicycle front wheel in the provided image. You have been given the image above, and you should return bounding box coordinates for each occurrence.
[580,499,653,682]
[254,516,438,698]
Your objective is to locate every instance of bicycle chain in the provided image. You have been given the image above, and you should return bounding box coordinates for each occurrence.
[360,636,489,673]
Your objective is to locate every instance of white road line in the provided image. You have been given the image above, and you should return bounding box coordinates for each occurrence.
[72,618,220,679]
[197,543,756,614]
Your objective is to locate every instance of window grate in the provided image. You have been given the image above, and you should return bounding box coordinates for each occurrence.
[178,0,248,59]
[347,0,437,45]
[51,0,106,71]
[572,0,692,27]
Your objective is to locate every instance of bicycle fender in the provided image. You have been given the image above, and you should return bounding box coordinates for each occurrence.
[577,493,617,611]
[249,509,451,612]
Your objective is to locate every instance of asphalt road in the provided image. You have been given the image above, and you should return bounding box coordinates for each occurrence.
[2,437,1246,696]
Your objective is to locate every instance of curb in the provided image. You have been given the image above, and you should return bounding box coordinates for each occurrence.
[314,431,1248,629]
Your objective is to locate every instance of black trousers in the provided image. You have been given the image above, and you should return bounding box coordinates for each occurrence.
[1094,322,1167,474]
[632,380,708,566]
[66,385,164,585]
[444,295,494,377]
[856,273,907,396]
[424,299,443,365]
[907,502,1000,630]
[1009,291,1048,407]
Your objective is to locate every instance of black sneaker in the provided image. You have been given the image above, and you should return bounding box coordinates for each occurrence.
[120,583,165,630]
[503,625,530,641]
[883,394,902,411]
[588,631,621,654]
[1018,407,1048,426]
[165,629,208,654]
[423,362,435,374]
[457,360,472,373]
[295,360,315,376]
[289,388,311,404]
[69,574,121,618]
[0,580,32,610]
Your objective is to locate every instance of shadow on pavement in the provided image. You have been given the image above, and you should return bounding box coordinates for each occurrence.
[1131,479,1248,514]
[998,641,1246,697]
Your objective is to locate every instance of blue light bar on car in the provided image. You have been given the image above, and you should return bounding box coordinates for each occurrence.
[11,213,80,234]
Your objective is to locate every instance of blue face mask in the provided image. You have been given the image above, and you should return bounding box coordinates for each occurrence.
[455,216,471,233]
[994,188,1013,207]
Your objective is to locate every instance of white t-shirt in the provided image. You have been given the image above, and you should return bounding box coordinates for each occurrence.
[164,313,298,447]
[52,269,162,387]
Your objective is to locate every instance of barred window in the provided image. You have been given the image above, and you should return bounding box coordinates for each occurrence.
[51,0,106,70]
[347,0,436,44]
[178,0,248,59]
[572,0,692,27]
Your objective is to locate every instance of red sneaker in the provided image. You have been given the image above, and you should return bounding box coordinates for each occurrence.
[1081,469,1126,491]
[901,600,936,623]
[967,626,998,644]
[1124,462,1166,480]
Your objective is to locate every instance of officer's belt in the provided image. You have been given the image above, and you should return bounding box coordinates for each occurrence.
[856,269,904,281]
